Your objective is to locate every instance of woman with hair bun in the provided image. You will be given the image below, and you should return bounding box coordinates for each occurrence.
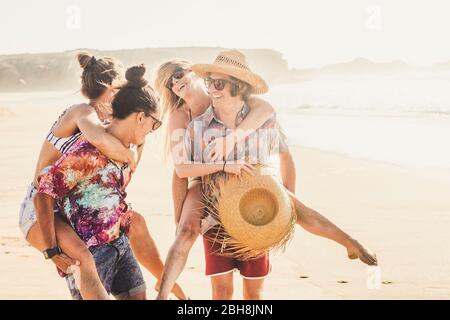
[19,53,186,299]
[34,63,159,300]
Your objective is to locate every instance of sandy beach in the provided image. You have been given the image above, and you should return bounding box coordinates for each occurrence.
[1,100,449,300]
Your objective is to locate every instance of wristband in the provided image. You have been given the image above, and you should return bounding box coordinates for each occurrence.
[43,246,62,260]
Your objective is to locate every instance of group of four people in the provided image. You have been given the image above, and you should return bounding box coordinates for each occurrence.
[19,49,377,300]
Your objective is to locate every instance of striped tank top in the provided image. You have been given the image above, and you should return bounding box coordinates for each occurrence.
[45,107,82,154]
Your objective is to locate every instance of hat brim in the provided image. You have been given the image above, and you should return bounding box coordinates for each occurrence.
[203,165,296,260]
[192,64,268,94]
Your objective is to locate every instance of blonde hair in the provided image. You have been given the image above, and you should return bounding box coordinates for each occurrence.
[154,59,192,118]
[153,59,192,161]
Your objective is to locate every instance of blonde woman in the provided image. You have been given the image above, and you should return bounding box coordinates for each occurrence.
[153,59,276,299]
[19,52,186,299]
[155,52,378,300]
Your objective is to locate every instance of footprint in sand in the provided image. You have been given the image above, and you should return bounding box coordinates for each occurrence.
[0,236,28,247]
[0,237,30,256]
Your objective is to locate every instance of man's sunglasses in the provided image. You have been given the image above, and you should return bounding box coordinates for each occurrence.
[149,114,162,131]
[204,77,237,91]
[165,67,190,89]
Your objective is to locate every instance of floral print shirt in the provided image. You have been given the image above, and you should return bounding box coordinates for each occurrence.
[38,137,132,248]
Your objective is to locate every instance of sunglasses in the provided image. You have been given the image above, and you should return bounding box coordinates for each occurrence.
[149,114,162,131]
[204,77,237,91]
[165,67,190,89]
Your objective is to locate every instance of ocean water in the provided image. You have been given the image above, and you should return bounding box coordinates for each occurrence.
[2,73,450,169]
[265,74,450,169]
[266,73,450,116]
[277,113,450,169]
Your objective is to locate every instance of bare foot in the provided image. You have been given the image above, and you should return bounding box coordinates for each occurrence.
[155,279,188,300]
[346,239,378,266]
[171,283,189,300]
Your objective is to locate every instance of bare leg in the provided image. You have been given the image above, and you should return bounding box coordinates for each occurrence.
[287,190,378,266]
[211,272,234,300]
[242,278,264,300]
[172,171,188,226]
[26,219,110,299]
[128,211,187,300]
[156,182,203,300]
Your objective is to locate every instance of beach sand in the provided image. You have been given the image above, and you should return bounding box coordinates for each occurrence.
[1,103,449,299]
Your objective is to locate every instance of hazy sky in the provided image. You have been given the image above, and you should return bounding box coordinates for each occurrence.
[1,0,449,68]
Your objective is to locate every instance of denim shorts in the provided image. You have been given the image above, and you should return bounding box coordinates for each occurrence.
[18,184,38,238]
[89,233,146,299]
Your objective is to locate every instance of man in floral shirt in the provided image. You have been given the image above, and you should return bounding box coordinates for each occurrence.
[37,137,146,299]
[34,68,162,299]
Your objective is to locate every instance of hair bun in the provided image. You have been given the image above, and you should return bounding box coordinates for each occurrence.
[77,51,94,69]
[125,64,148,88]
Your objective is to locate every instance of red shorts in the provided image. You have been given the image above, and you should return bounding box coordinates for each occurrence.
[203,229,271,279]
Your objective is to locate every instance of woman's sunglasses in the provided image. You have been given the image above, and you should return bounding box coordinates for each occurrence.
[149,114,162,131]
[165,67,190,89]
[204,77,237,91]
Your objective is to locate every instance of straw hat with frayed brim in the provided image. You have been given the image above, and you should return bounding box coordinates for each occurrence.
[203,165,296,260]
[191,50,269,94]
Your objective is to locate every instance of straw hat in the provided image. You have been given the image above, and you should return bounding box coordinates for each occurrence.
[204,165,296,260]
[191,50,269,94]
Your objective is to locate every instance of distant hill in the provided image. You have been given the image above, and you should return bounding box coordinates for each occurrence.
[0,48,448,92]
[285,58,419,82]
[429,60,450,71]
[0,47,288,92]
[320,58,415,75]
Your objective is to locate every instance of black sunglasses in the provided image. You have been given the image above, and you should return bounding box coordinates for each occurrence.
[149,114,162,131]
[165,67,190,89]
[204,77,237,91]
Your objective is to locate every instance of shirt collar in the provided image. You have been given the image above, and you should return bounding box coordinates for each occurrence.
[204,103,250,127]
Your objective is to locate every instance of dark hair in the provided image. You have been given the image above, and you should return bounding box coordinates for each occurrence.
[229,76,252,100]
[77,51,123,100]
[112,64,159,119]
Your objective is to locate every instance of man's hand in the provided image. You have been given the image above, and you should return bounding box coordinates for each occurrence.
[205,135,235,162]
[50,253,80,273]
[223,162,256,177]
[346,239,378,266]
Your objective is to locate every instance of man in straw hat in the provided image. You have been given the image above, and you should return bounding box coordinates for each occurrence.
[158,49,377,300]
